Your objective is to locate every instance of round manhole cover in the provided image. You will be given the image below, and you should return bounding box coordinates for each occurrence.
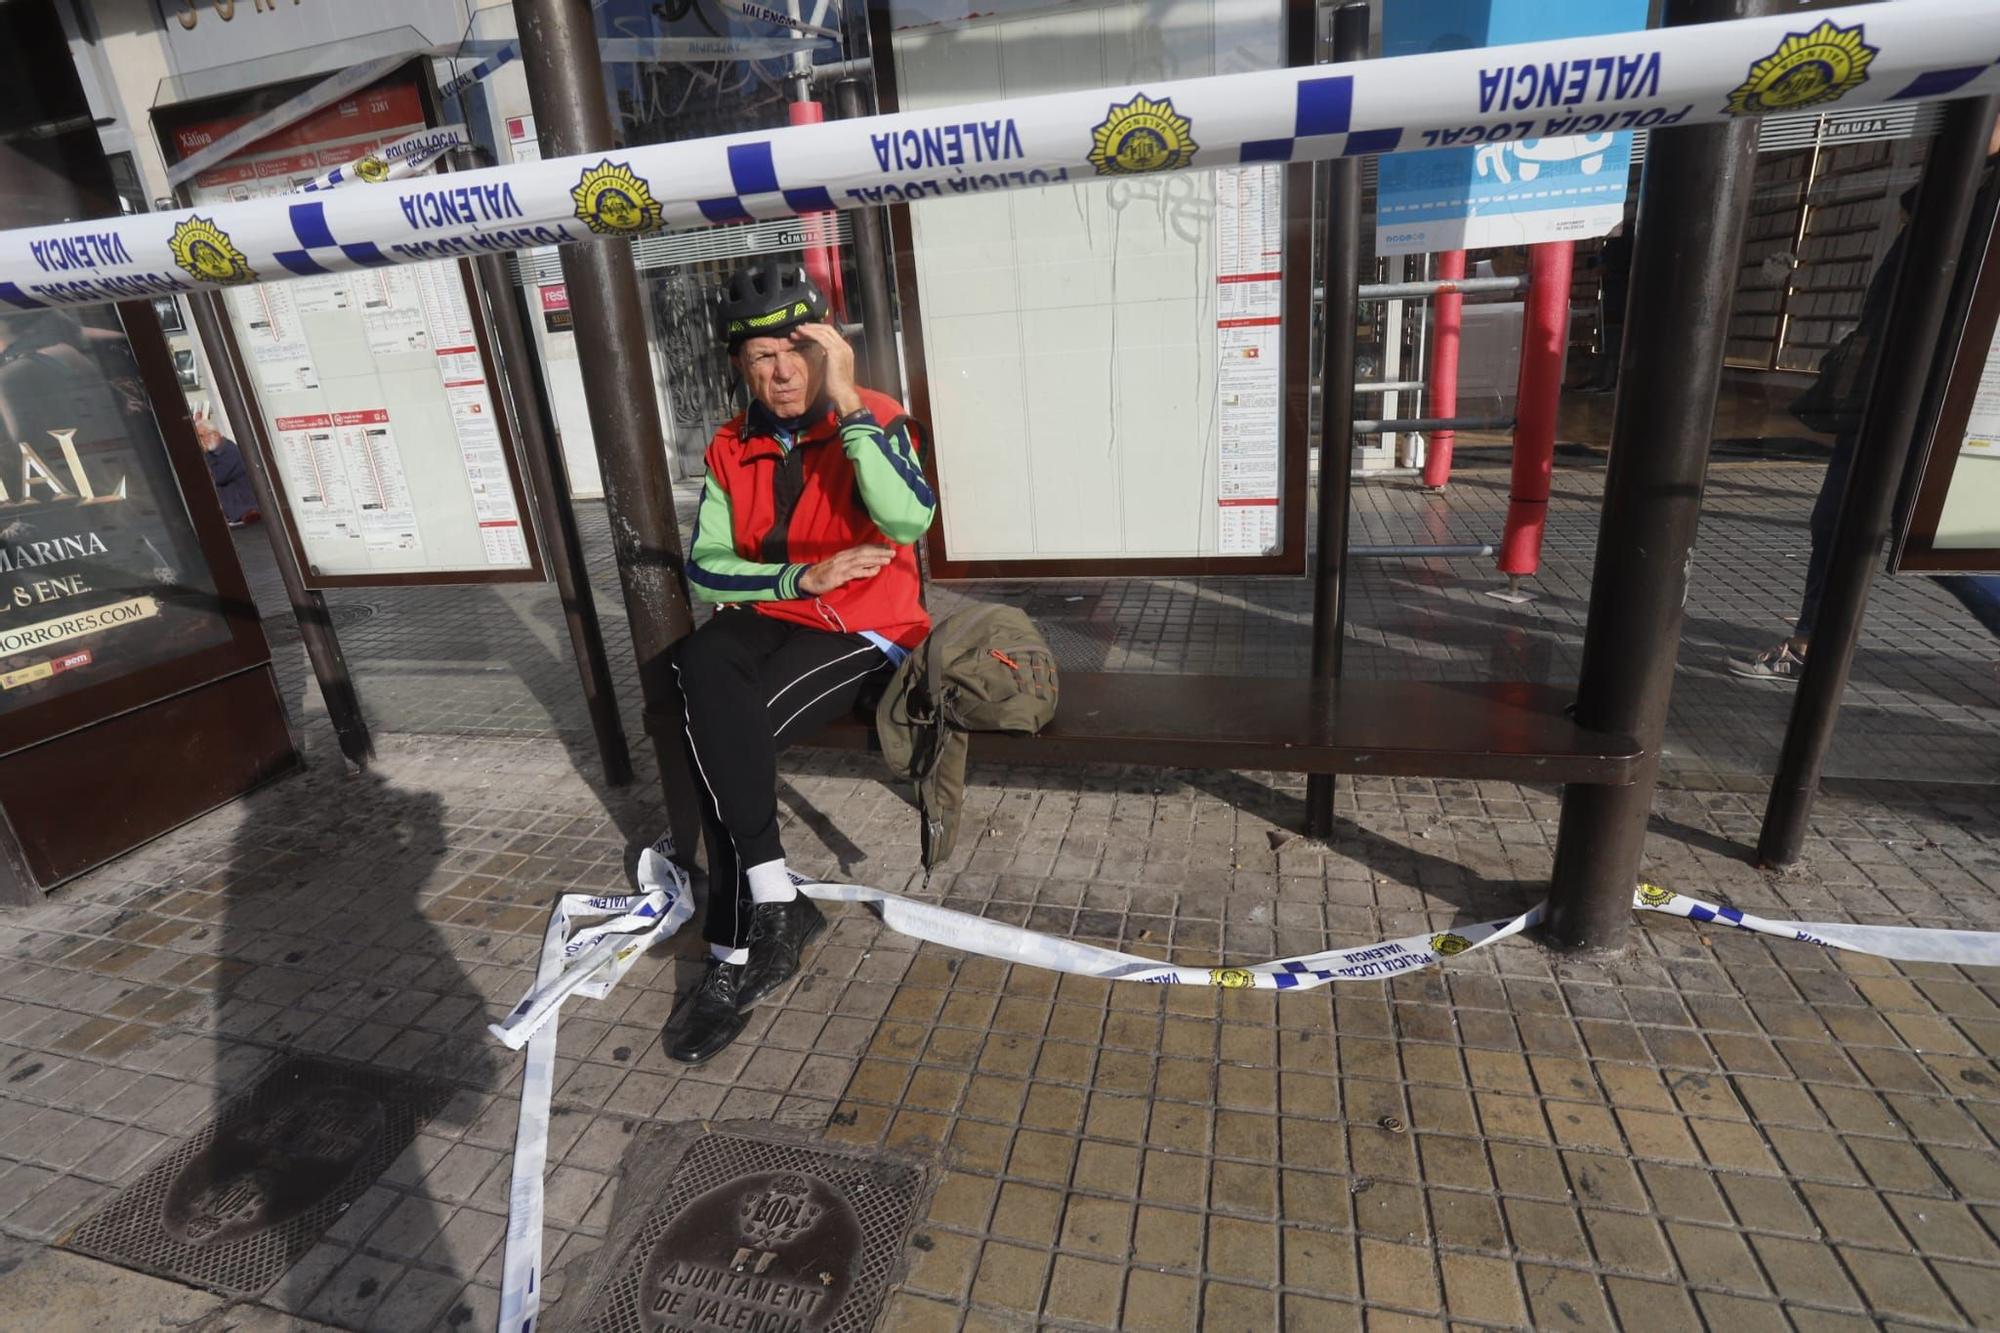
[327,603,379,628]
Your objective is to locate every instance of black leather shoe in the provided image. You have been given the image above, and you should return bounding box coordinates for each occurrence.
[663,960,748,1064]
[736,896,827,1007]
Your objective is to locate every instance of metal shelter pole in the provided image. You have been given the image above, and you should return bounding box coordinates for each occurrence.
[512,0,704,857]
[474,251,634,788]
[1758,94,2000,868]
[189,292,373,769]
[836,77,904,395]
[1304,0,1367,840]
[1545,0,1772,952]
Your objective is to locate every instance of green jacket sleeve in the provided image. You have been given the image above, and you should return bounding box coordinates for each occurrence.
[686,472,809,603]
[841,410,937,545]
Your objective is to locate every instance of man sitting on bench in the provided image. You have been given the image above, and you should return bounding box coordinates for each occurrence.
[662,259,936,1064]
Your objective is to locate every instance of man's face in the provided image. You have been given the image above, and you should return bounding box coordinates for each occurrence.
[735,331,824,419]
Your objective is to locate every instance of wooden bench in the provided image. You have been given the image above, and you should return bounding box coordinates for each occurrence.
[811,672,1640,785]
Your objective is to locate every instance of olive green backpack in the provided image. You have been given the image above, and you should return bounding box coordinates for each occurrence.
[875,605,1059,869]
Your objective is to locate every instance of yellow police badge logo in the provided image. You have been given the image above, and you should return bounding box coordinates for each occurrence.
[1089,94,1198,176]
[1636,883,1676,909]
[1209,967,1255,989]
[354,155,390,184]
[1726,19,1876,116]
[1429,933,1472,957]
[168,216,255,285]
[572,160,662,236]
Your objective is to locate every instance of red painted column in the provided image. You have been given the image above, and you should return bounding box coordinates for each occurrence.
[1420,249,1465,489]
[1496,241,1574,577]
[787,99,847,317]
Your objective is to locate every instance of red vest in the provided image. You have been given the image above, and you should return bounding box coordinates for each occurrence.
[702,387,930,648]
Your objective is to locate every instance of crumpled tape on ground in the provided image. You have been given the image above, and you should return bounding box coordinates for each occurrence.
[1632,883,2000,965]
[488,868,2000,1333]
[495,838,692,1333]
[795,879,1540,988]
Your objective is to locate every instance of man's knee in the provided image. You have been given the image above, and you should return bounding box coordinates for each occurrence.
[675,615,758,697]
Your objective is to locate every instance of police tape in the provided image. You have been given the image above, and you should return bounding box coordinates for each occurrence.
[438,44,520,106]
[7,1,1986,308]
[489,864,2000,1330]
[1632,882,2000,965]
[440,9,828,102]
[166,53,414,189]
[495,837,693,1333]
[715,0,841,40]
[796,877,1541,986]
[296,125,470,195]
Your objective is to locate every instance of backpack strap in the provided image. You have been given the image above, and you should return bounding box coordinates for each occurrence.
[925,614,945,732]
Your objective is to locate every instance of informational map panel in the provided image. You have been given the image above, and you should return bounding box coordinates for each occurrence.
[1214,165,1283,556]
[155,70,542,585]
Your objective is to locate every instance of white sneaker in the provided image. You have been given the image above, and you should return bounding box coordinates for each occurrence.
[1726,641,1807,682]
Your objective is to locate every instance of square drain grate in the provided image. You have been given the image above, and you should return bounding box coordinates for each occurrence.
[65,1055,455,1296]
[575,1131,928,1333]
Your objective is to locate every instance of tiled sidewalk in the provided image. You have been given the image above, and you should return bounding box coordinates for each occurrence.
[1,454,1997,1329]
[2,722,1998,1329]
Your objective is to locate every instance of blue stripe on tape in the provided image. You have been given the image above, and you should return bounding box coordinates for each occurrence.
[1273,973,1300,989]
[288,201,337,250]
[341,242,395,267]
[0,282,45,309]
[698,196,754,224]
[1889,66,1987,100]
[275,249,330,276]
[1687,904,1716,923]
[784,186,836,213]
[1344,127,1404,156]
[1718,906,1744,924]
[1295,75,1353,137]
[727,141,781,196]
[1239,138,1294,163]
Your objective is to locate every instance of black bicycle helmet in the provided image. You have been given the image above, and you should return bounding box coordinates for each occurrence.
[717,258,829,348]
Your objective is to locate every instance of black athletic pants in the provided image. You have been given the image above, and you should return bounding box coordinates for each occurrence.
[673,608,893,949]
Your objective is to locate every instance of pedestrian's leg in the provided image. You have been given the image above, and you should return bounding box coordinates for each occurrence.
[733,628,894,1006]
[662,610,789,1065]
[1795,429,1858,641]
[673,609,790,959]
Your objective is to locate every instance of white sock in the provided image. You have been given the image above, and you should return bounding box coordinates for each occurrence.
[711,943,749,965]
[746,859,798,905]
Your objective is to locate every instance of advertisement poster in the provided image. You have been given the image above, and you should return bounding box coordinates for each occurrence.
[1375,0,1647,255]
[162,73,536,583]
[0,306,232,716]
[539,284,573,333]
